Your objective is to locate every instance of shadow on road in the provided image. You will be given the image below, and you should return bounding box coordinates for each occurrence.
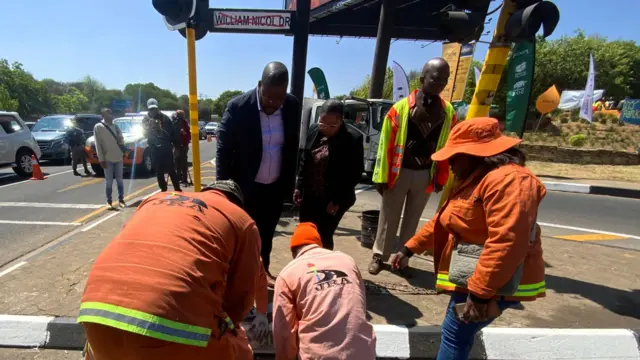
[365,280,424,326]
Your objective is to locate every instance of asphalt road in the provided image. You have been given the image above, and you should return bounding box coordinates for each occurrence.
[0,140,218,268]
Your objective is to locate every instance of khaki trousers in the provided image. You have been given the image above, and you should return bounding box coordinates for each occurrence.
[373,168,431,261]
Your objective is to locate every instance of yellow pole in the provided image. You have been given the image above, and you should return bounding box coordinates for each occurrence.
[187,27,201,191]
[437,0,517,209]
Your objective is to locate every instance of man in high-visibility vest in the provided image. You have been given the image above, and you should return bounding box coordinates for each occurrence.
[78,180,269,360]
[369,57,457,275]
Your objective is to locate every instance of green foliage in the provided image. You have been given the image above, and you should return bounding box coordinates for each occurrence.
[123,82,181,112]
[0,85,19,111]
[52,87,88,114]
[211,90,243,117]
[349,67,394,100]
[0,60,51,116]
[568,134,587,147]
[463,60,483,104]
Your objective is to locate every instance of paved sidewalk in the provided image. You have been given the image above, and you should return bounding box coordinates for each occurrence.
[1,205,638,329]
[538,176,640,199]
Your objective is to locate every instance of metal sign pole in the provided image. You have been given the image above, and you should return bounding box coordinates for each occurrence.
[186,27,202,191]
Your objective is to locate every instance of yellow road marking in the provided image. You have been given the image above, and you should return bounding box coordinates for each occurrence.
[72,183,158,224]
[200,176,217,180]
[554,234,627,242]
[202,162,214,168]
[57,178,103,193]
[200,169,216,174]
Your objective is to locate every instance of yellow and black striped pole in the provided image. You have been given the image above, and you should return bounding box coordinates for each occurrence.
[437,0,517,209]
[186,27,201,191]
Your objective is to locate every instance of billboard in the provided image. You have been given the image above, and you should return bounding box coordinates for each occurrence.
[285,0,333,10]
[451,43,476,102]
[441,42,462,102]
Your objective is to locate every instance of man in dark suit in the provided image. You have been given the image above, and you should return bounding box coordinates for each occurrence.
[216,61,301,285]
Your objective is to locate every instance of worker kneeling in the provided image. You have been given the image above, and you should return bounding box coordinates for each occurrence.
[78,180,266,360]
[273,223,377,360]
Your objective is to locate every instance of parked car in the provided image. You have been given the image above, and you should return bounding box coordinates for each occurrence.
[25,121,37,130]
[31,114,102,163]
[0,111,42,177]
[85,115,153,176]
[198,121,207,140]
[205,122,218,136]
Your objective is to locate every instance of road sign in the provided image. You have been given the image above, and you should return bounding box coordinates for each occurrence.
[211,9,294,34]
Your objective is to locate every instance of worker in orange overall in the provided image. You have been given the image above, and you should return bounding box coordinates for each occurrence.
[272,223,376,360]
[78,180,269,360]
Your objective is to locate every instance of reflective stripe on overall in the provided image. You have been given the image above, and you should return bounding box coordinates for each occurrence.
[435,274,546,298]
[78,302,214,347]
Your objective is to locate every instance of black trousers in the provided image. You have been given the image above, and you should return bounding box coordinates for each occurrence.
[299,194,348,250]
[174,145,189,183]
[152,146,180,192]
[245,182,284,271]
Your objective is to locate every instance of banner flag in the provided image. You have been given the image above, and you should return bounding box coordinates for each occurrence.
[392,61,410,101]
[441,42,462,102]
[579,53,595,122]
[307,67,330,100]
[452,43,476,102]
[505,41,536,137]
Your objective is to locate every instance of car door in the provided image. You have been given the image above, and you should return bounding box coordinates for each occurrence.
[0,118,10,164]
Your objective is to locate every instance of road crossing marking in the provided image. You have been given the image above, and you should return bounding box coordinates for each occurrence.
[0,202,103,209]
[554,234,628,242]
[0,220,81,226]
[537,222,640,240]
[0,169,74,190]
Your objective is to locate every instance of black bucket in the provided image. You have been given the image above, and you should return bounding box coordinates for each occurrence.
[360,210,380,249]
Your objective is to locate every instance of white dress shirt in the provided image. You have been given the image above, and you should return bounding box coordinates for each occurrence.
[255,88,285,184]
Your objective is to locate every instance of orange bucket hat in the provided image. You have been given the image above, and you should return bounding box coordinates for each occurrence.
[431,117,521,161]
[290,222,323,249]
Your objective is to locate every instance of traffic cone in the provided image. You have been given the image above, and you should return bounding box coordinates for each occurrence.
[207,134,212,143]
[30,155,46,180]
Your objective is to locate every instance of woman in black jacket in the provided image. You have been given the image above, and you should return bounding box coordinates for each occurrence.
[294,100,364,249]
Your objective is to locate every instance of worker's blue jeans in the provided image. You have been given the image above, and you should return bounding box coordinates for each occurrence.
[104,161,124,203]
[437,292,519,360]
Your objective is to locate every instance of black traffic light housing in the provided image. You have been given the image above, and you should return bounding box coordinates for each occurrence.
[152,0,210,40]
[178,0,211,41]
[505,0,560,42]
[439,11,485,44]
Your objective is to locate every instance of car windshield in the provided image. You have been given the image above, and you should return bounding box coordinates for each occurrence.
[32,116,72,132]
[114,118,144,136]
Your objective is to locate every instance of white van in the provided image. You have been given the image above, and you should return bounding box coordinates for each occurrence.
[0,111,42,177]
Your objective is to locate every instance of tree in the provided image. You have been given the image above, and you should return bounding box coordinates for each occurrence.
[123,82,181,111]
[212,90,243,117]
[0,60,52,116]
[52,87,88,114]
[462,60,483,104]
[0,85,19,111]
[349,67,394,100]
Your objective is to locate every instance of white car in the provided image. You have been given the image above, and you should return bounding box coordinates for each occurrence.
[205,122,218,136]
[0,111,42,177]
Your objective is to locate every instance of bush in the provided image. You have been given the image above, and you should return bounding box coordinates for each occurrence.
[593,112,606,124]
[557,112,571,124]
[569,134,587,147]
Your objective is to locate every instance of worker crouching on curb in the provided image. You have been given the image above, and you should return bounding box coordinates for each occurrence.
[272,223,376,360]
[78,180,269,360]
[390,118,547,360]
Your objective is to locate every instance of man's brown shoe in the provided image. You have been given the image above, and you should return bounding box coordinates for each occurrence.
[368,256,384,275]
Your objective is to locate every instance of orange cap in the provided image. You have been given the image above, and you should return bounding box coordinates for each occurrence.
[431,117,522,161]
[290,223,323,250]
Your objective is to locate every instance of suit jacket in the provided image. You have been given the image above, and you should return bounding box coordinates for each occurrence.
[297,123,364,208]
[216,88,301,201]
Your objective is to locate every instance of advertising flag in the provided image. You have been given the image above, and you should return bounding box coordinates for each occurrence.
[392,61,410,101]
[505,41,536,137]
[579,53,596,122]
[441,42,462,102]
[307,67,330,100]
[452,43,476,102]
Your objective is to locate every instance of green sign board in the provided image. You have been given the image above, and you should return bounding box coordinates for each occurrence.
[505,41,535,137]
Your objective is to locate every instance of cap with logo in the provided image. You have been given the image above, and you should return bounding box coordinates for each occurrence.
[147,98,159,109]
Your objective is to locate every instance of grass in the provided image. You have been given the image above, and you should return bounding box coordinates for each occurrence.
[527,161,640,183]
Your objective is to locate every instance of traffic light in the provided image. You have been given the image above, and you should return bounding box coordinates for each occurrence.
[152,0,196,30]
[439,11,485,44]
[178,0,211,41]
[505,0,560,42]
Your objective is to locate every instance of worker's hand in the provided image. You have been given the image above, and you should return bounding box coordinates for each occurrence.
[390,251,410,270]
[100,161,106,169]
[293,189,302,206]
[248,313,270,343]
[326,202,339,215]
[375,183,388,196]
[461,295,489,323]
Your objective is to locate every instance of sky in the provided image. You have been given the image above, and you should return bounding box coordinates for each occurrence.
[1,0,639,100]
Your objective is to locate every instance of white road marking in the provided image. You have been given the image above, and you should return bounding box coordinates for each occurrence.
[355,185,375,194]
[81,211,121,232]
[0,169,74,189]
[0,202,103,209]
[537,222,640,240]
[0,174,15,179]
[0,220,81,226]
[0,261,27,278]
[144,190,161,199]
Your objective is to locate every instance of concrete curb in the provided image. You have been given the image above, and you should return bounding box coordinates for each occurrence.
[1,315,639,359]
[542,181,640,199]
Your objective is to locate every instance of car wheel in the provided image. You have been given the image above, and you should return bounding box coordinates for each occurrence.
[91,163,104,177]
[13,148,34,177]
[137,149,154,176]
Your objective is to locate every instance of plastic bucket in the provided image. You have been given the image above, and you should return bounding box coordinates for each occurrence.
[360,210,380,248]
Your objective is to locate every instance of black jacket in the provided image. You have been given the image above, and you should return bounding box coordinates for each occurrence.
[297,123,364,208]
[65,127,85,147]
[142,112,178,149]
[216,88,301,201]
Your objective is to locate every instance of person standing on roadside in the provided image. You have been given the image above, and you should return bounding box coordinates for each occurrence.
[216,61,301,286]
[65,118,91,177]
[143,98,182,192]
[294,100,363,250]
[172,110,191,186]
[94,108,125,209]
[369,58,457,275]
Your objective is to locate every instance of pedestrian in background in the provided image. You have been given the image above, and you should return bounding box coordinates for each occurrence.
[143,98,182,192]
[94,108,125,209]
[391,118,546,360]
[172,109,191,186]
[65,118,91,176]
[294,100,363,250]
[369,58,457,275]
[272,222,376,360]
[216,61,301,286]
